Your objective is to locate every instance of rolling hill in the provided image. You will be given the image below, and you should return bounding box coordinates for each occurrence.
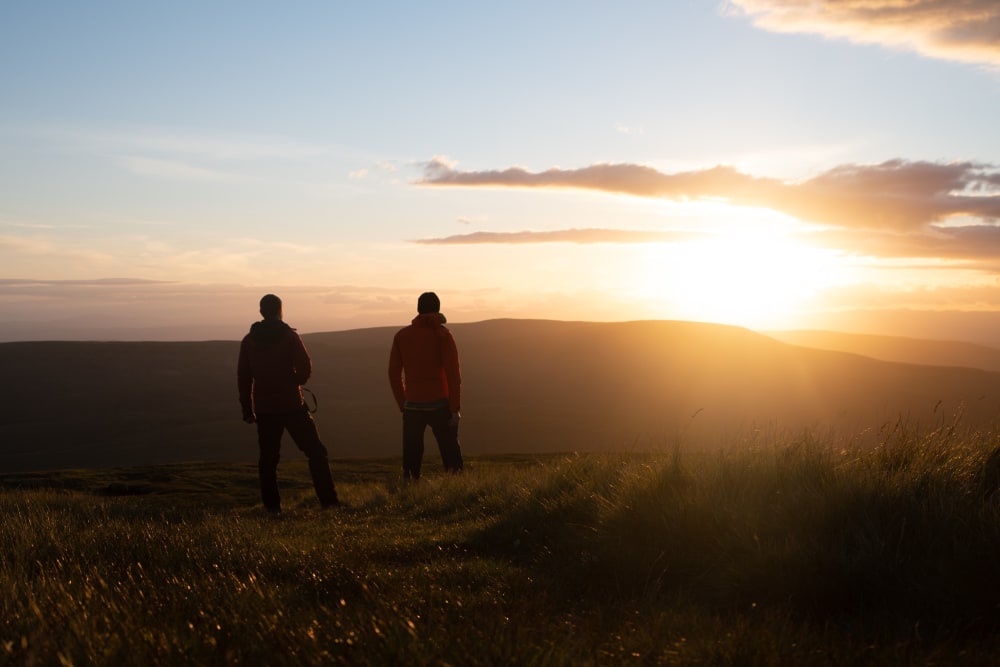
[2,319,999,473]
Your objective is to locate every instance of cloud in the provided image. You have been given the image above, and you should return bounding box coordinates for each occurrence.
[785,160,1000,230]
[415,229,699,245]
[0,234,115,264]
[815,223,1000,271]
[614,123,644,135]
[419,158,1000,231]
[725,0,1000,68]
[0,220,92,230]
[117,156,243,183]
[17,124,349,189]
[43,125,328,162]
[0,278,165,287]
[419,157,714,197]
[418,157,1000,266]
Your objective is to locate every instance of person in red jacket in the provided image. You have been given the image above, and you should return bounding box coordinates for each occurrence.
[387,291,463,480]
[238,294,339,512]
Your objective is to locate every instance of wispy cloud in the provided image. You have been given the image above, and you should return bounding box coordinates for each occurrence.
[725,0,1000,68]
[614,122,644,135]
[38,124,329,162]
[0,220,93,230]
[16,123,344,187]
[0,278,166,288]
[117,156,244,183]
[0,235,115,264]
[415,229,700,245]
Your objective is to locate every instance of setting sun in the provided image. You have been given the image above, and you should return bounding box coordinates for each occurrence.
[630,229,850,329]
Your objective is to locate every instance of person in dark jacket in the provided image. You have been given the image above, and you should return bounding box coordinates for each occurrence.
[238,294,338,512]
[387,291,463,480]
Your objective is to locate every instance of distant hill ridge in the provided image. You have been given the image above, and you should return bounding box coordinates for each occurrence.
[2,318,999,473]
[765,329,1000,372]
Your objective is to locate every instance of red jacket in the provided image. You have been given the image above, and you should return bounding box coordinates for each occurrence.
[237,319,311,416]
[388,313,461,412]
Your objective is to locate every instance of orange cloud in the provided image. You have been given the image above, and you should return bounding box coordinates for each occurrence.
[418,158,1000,265]
[420,158,768,200]
[815,224,1000,269]
[726,0,1000,68]
[420,158,1000,231]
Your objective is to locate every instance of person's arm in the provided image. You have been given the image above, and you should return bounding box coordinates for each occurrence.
[236,338,255,422]
[290,331,312,385]
[442,330,461,414]
[388,335,406,411]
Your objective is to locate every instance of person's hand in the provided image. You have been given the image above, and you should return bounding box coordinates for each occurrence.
[242,411,256,424]
[449,411,461,427]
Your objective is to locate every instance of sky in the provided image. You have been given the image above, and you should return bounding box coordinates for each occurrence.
[3,0,1000,343]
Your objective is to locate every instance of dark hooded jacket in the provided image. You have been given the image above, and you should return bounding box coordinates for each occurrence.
[237,319,311,417]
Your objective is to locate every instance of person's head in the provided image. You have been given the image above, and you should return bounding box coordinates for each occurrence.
[259,294,283,321]
[417,291,440,314]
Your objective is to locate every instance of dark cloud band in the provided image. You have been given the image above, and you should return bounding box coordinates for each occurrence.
[418,158,1000,265]
[420,158,1000,231]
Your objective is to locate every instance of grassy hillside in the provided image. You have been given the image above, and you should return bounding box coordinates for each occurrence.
[3,319,1000,473]
[3,425,1000,665]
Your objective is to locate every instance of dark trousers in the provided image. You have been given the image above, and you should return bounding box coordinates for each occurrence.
[402,407,463,480]
[256,408,338,510]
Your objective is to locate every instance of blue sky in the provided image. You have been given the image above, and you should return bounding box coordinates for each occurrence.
[3,1,1000,341]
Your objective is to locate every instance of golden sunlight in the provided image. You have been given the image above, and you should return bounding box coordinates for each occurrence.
[630,231,852,330]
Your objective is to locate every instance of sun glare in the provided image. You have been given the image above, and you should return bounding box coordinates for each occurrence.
[630,231,850,330]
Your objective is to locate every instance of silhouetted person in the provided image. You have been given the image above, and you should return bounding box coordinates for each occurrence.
[238,294,339,512]
[388,291,464,480]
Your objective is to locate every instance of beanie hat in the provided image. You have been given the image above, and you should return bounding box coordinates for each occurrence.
[417,292,440,314]
[259,294,282,319]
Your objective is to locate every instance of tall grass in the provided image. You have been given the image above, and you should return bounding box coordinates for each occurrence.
[3,423,1000,665]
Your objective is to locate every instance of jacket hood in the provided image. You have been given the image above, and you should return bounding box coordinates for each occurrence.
[411,312,447,327]
[248,319,292,343]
